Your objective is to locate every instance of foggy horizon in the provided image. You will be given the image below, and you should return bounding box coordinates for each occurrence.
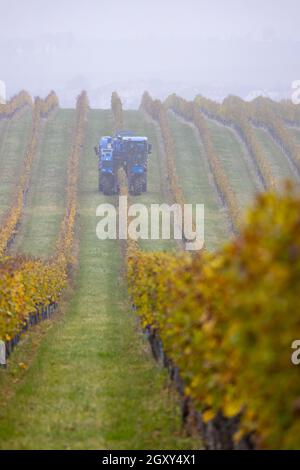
[1,0,299,107]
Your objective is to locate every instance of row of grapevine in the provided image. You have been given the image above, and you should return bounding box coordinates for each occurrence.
[194,95,276,190]
[127,181,300,449]
[0,91,58,258]
[111,93,140,258]
[111,91,123,134]
[260,97,300,127]
[140,92,188,213]
[165,94,240,231]
[0,90,32,119]
[118,167,140,261]
[248,97,300,178]
[0,92,88,348]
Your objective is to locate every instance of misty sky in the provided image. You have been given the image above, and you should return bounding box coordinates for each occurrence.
[0,0,299,106]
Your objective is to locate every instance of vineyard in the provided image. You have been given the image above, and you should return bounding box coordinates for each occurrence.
[0,89,300,450]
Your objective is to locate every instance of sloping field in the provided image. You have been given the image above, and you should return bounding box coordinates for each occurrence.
[168,111,230,250]
[2,93,300,450]
[288,127,300,164]
[0,108,198,450]
[10,109,76,257]
[289,127,300,145]
[252,126,296,184]
[0,108,32,219]
[205,118,259,212]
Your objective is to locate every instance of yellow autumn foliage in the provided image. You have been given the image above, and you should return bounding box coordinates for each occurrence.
[0,90,32,118]
[0,91,88,341]
[128,183,300,449]
[164,94,241,231]
[194,94,276,190]
[0,91,59,258]
[111,91,123,134]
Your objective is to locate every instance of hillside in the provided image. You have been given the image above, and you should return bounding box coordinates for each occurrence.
[1,92,300,450]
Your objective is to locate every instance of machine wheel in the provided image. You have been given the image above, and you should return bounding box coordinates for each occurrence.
[98,171,103,192]
[102,175,114,195]
[131,177,144,196]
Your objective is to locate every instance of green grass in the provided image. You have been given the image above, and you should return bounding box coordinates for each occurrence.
[0,109,200,450]
[0,119,8,157]
[10,109,76,258]
[168,112,230,251]
[286,127,300,179]
[252,127,296,184]
[206,118,259,212]
[289,127,300,148]
[123,110,176,251]
[0,109,32,219]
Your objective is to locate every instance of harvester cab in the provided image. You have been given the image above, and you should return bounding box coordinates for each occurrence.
[121,136,151,194]
[97,136,119,194]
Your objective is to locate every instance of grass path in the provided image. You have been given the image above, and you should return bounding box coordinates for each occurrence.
[0,119,8,161]
[10,109,76,258]
[0,109,32,219]
[287,127,300,178]
[168,112,229,250]
[288,127,300,148]
[252,127,296,184]
[205,118,259,212]
[0,109,200,450]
